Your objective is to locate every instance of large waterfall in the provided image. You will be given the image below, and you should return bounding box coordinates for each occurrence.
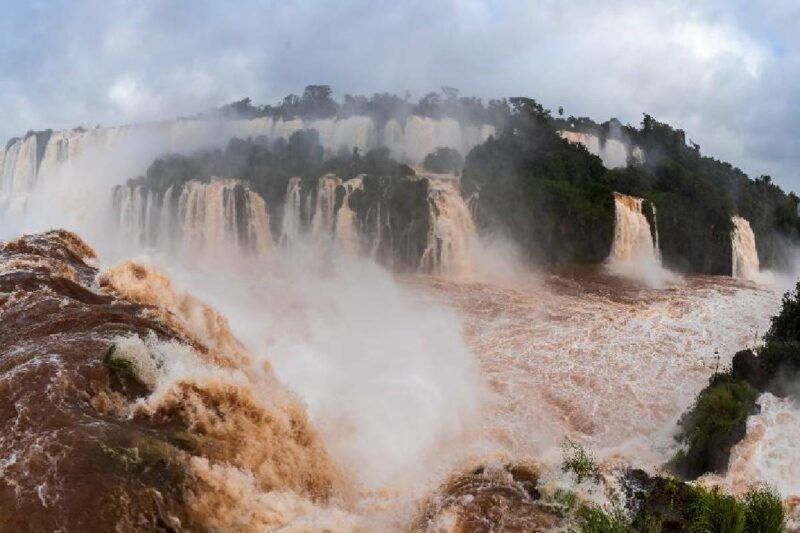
[731,216,760,280]
[419,178,477,275]
[114,179,272,260]
[0,115,494,210]
[112,170,480,276]
[607,192,670,285]
[609,193,659,263]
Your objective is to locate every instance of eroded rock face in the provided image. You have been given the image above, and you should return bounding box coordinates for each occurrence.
[411,462,563,533]
[0,230,336,532]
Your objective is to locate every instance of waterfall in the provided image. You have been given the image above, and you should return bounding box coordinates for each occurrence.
[159,185,176,248]
[311,175,342,238]
[419,178,477,275]
[606,193,672,286]
[114,179,271,260]
[558,131,642,169]
[609,193,659,264]
[0,138,31,205]
[731,216,760,280]
[334,177,364,254]
[368,202,389,260]
[280,177,304,245]
[114,185,150,246]
[244,189,273,255]
[179,180,272,259]
[0,114,495,230]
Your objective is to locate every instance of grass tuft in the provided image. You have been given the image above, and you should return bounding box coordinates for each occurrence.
[743,485,785,533]
[561,438,598,483]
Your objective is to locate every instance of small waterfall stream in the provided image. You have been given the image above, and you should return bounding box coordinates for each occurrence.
[731,216,760,280]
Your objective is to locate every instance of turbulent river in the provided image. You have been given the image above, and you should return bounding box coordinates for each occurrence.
[145,256,788,529]
[1,117,799,530]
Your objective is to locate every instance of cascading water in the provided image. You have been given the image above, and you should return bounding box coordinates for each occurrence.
[559,131,642,168]
[334,176,363,254]
[609,193,658,263]
[607,192,672,286]
[114,179,272,260]
[419,178,477,276]
[0,115,493,208]
[179,180,272,259]
[731,216,760,280]
[279,176,303,245]
[0,135,38,208]
[311,175,342,239]
[3,112,798,529]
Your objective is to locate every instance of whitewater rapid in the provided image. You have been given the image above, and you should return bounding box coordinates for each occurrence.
[419,271,779,470]
[123,249,787,530]
[1,113,797,529]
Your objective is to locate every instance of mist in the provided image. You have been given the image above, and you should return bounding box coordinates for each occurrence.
[1,41,800,527]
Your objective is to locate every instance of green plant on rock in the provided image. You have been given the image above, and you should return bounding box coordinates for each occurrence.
[576,504,632,533]
[561,438,598,483]
[541,487,579,517]
[670,373,758,479]
[688,486,745,533]
[103,344,135,377]
[743,485,785,533]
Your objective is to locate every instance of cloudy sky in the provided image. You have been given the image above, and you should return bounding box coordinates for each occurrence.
[1,0,798,190]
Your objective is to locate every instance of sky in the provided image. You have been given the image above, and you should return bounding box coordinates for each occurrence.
[1,0,798,190]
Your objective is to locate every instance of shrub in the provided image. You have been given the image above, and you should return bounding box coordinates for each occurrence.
[422,147,463,173]
[540,487,579,517]
[576,505,632,533]
[670,373,758,478]
[757,341,800,390]
[743,486,785,533]
[688,486,745,533]
[765,282,800,344]
[561,439,598,483]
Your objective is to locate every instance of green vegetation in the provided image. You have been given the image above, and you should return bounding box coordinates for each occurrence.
[561,438,599,483]
[168,86,800,273]
[576,504,632,533]
[463,98,614,264]
[102,343,135,379]
[765,281,800,344]
[670,373,758,479]
[688,486,746,533]
[542,451,785,533]
[610,470,786,533]
[423,147,463,173]
[744,486,786,533]
[123,134,437,270]
[542,487,579,517]
[672,281,800,480]
[203,85,511,128]
[463,101,800,272]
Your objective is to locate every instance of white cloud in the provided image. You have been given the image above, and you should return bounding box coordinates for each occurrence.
[0,0,797,189]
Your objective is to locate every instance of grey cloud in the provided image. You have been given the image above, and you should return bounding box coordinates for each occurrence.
[0,0,798,190]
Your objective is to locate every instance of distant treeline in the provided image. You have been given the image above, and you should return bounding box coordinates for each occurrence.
[128,130,413,215]
[463,98,800,274]
[176,86,800,274]
[123,132,436,270]
[196,85,512,127]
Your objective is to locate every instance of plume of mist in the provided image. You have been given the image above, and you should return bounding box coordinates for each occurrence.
[129,240,487,490]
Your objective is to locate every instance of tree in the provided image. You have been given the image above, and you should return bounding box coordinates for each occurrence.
[423,147,463,173]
